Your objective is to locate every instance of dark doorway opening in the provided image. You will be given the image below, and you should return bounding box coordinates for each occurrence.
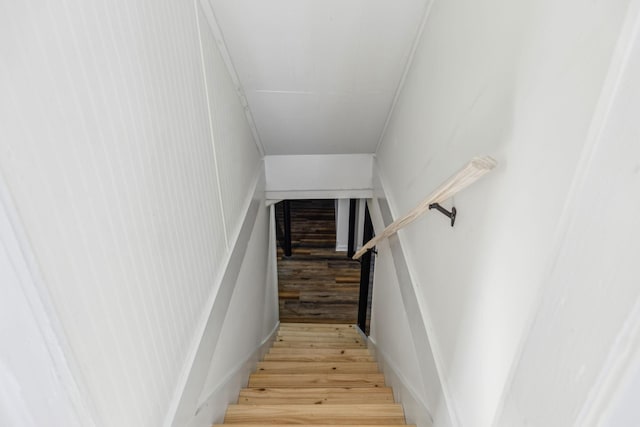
[274,199,374,329]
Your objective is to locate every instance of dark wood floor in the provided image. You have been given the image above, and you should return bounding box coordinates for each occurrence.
[276,200,362,324]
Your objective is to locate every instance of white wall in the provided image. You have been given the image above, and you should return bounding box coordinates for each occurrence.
[0,1,270,426]
[264,154,374,199]
[198,1,262,240]
[367,197,444,427]
[497,7,640,425]
[598,329,640,427]
[373,0,635,426]
[170,177,279,427]
[192,201,278,425]
[355,198,366,251]
[335,199,350,251]
[335,199,366,252]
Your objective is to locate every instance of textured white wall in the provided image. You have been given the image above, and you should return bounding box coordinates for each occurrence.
[198,2,261,240]
[0,188,86,427]
[373,0,634,426]
[0,1,265,426]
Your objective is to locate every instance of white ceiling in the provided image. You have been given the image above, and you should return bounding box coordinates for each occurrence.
[208,0,430,155]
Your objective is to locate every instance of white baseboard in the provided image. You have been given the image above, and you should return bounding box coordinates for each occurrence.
[368,338,434,427]
[265,189,373,200]
[186,322,280,427]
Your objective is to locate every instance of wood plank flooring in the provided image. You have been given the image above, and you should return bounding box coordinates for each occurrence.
[216,323,411,427]
[276,200,361,324]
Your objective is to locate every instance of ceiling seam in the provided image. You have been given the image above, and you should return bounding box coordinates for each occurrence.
[197,0,267,157]
[374,0,437,155]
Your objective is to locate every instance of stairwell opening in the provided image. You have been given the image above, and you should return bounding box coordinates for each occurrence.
[273,199,375,333]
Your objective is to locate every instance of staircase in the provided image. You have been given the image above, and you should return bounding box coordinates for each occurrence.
[215,323,412,426]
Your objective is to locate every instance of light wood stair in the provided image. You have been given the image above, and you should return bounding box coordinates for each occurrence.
[215,323,413,427]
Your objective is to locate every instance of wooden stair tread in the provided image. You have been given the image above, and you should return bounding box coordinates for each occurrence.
[263,353,375,363]
[223,404,405,424]
[238,387,394,404]
[277,330,362,339]
[216,323,407,426]
[267,348,370,355]
[272,341,365,349]
[278,319,358,325]
[279,323,357,330]
[248,373,386,388]
[215,424,414,427]
[276,335,363,343]
[265,348,373,362]
[256,362,379,374]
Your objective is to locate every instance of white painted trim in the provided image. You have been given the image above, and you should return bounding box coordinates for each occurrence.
[490,2,640,425]
[197,0,266,157]
[372,165,462,427]
[334,199,350,253]
[354,326,369,344]
[356,198,366,251]
[195,0,229,249]
[0,174,98,426]
[196,321,279,409]
[368,337,434,427]
[268,204,280,319]
[576,297,640,426]
[226,163,267,282]
[375,0,436,153]
[265,199,282,207]
[265,154,374,195]
[266,189,373,200]
[574,3,640,425]
[163,165,265,427]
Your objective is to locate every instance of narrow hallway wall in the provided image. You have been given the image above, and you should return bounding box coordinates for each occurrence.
[497,10,640,424]
[373,0,634,426]
[0,1,270,426]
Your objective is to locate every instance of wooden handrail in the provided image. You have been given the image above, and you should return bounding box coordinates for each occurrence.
[353,156,497,260]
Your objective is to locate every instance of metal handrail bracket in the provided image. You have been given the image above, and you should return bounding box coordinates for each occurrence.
[353,156,497,260]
